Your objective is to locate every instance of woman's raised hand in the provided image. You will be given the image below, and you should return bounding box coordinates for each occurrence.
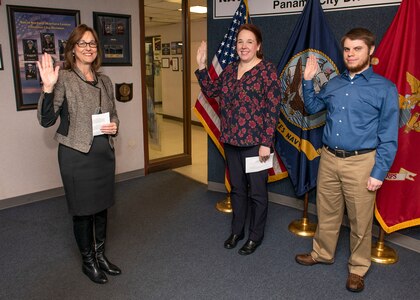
[196,41,207,70]
[37,53,60,93]
[303,54,318,81]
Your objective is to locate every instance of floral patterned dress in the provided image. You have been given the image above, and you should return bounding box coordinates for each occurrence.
[195,60,281,148]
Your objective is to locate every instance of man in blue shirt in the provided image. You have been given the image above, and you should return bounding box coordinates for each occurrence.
[295,28,399,293]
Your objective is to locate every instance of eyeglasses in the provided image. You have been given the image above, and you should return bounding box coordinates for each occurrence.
[76,41,98,48]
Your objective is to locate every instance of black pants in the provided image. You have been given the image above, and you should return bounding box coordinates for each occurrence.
[224,144,269,242]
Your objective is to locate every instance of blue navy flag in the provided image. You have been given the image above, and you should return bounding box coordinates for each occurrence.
[275,0,345,196]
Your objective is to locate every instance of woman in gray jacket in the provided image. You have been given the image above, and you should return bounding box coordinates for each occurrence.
[37,24,120,284]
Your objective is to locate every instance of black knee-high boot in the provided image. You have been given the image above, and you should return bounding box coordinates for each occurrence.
[73,215,108,284]
[94,209,121,275]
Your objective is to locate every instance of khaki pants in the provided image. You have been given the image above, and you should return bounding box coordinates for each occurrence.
[311,147,376,276]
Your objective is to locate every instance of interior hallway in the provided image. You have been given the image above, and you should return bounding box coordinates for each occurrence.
[148,111,208,184]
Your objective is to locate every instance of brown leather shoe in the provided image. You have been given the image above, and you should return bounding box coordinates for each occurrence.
[346,273,364,292]
[295,254,333,266]
[295,254,318,265]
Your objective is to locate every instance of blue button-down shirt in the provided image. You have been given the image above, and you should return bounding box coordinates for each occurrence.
[302,67,399,181]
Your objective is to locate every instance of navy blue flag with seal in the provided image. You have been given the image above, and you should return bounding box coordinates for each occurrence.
[275,0,345,196]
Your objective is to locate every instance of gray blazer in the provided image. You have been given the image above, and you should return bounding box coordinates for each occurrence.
[37,67,119,153]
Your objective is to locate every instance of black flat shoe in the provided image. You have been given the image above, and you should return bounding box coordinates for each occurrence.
[224,233,244,249]
[238,239,261,255]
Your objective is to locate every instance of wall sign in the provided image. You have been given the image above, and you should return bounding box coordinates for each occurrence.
[214,0,402,19]
[115,83,133,102]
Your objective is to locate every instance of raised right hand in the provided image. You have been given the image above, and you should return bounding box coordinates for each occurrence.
[196,41,207,70]
[303,54,318,81]
[37,53,60,93]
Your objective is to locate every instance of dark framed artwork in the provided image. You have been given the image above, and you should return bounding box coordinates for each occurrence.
[170,41,182,55]
[7,5,80,110]
[0,45,3,71]
[93,12,132,66]
[162,43,170,55]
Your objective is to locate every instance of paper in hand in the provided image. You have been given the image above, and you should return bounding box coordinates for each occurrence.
[245,153,274,173]
[92,112,110,136]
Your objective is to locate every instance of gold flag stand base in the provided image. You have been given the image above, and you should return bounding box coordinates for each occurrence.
[288,217,316,237]
[288,193,317,237]
[371,229,398,264]
[216,194,232,213]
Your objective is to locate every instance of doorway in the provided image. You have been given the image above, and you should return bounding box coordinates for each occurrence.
[141,0,192,174]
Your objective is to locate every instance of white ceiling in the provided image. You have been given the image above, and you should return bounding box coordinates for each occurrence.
[144,0,207,27]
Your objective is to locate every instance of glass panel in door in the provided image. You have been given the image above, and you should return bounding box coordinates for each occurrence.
[145,1,185,161]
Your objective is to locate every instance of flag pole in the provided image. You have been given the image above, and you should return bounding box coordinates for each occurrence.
[288,192,316,237]
[216,168,232,213]
[216,193,232,213]
[371,228,398,264]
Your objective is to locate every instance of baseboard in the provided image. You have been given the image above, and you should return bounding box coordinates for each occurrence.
[207,181,420,254]
[115,169,145,182]
[0,187,66,211]
[0,169,145,211]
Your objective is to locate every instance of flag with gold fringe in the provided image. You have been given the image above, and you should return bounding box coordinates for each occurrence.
[194,0,288,192]
[373,0,420,233]
[275,0,344,196]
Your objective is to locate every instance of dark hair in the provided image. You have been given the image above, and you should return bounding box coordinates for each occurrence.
[64,24,102,72]
[237,23,263,59]
[341,27,375,50]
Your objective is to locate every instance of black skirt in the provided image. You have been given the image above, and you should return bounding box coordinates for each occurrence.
[58,135,115,216]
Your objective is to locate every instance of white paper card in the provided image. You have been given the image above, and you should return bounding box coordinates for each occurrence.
[92,112,110,136]
[245,153,274,173]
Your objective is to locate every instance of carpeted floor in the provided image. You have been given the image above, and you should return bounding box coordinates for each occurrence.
[0,170,419,299]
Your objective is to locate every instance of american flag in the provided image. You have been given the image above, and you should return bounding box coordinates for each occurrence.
[194,0,288,192]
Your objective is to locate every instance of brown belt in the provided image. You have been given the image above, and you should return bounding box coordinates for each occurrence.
[325,146,375,158]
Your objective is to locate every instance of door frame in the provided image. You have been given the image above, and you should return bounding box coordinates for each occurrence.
[140,0,192,174]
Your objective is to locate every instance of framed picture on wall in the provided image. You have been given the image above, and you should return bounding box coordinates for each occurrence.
[93,12,132,66]
[7,5,80,111]
[153,36,161,60]
[172,57,179,71]
[0,45,3,71]
[162,58,170,68]
[162,43,170,55]
[170,42,177,55]
[170,41,182,55]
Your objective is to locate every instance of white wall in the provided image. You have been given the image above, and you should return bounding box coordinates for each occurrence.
[190,19,207,123]
[0,0,143,200]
